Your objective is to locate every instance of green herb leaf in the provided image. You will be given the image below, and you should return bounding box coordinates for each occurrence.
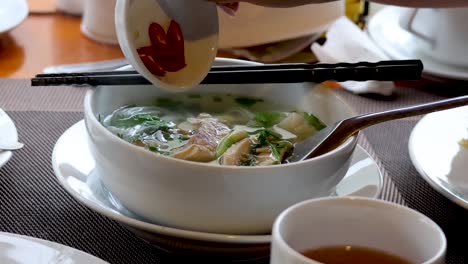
[269,141,293,162]
[303,113,326,131]
[148,146,158,152]
[113,113,173,130]
[154,97,183,110]
[178,134,190,140]
[254,111,285,128]
[215,130,248,158]
[235,97,264,107]
[252,129,282,149]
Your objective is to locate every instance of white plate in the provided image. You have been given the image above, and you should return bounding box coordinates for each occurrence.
[0,109,19,169]
[409,106,468,209]
[0,0,28,35]
[52,120,382,260]
[367,6,468,81]
[218,1,344,48]
[0,232,107,264]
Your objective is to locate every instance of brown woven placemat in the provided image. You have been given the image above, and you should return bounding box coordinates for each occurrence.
[337,87,468,263]
[0,111,168,264]
[0,79,466,263]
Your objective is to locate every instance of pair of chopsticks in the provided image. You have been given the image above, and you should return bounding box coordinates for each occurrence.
[31,60,423,87]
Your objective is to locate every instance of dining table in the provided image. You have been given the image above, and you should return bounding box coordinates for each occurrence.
[1,1,468,264]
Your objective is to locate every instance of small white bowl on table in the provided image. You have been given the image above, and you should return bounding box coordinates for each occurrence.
[271,197,446,264]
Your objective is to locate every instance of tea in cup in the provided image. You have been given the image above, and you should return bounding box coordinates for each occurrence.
[271,197,446,264]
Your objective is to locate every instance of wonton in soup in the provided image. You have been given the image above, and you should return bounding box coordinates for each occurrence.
[101,94,326,166]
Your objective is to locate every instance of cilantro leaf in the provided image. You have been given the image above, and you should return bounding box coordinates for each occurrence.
[303,113,326,131]
[254,111,285,128]
[269,141,293,162]
[235,97,264,107]
[113,113,173,130]
[252,129,281,149]
[154,97,183,110]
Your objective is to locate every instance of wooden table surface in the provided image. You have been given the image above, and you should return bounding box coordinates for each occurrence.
[0,0,459,93]
[0,0,237,79]
[0,0,124,78]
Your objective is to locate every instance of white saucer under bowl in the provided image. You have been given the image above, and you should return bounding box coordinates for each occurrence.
[409,106,468,209]
[0,232,107,264]
[52,121,382,260]
[367,6,468,81]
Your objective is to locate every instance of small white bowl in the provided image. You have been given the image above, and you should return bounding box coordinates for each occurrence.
[57,0,83,16]
[83,59,358,235]
[271,197,446,264]
[0,0,28,35]
[115,0,218,91]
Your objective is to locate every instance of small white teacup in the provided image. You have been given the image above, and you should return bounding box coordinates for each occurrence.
[80,0,118,45]
[57,0,83,15]
[271,197,446,264]
[399,7,468,67]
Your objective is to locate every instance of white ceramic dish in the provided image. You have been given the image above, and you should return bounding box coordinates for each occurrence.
[52,120,382,260]
[367,6,468,81]
[0,109,20,169]
[0,0,28,35]
[0,148,12,169]
[81,0,118,45]
[271,197,446,264]
[0,232,108,264]
[409,106,468,209]
[217,1,344,48]
[115,0,218,90]
[57,0,83,15]
[84,79,358,235]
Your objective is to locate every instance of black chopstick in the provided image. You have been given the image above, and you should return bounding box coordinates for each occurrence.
[31,60,423,86]
[34,60,422,77]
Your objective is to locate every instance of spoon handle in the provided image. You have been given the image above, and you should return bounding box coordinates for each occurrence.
[309,95,468,158]
[346,94,468,132]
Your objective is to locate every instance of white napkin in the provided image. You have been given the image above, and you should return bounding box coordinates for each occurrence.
[311,16,394,96]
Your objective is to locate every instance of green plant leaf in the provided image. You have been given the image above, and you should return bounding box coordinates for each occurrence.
[303,113,326,131]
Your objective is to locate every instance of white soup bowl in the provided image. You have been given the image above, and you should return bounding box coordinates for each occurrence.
[83,61,357,235]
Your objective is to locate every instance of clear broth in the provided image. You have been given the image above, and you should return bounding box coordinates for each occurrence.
[301,245,412,264]
[101,93,327,166]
